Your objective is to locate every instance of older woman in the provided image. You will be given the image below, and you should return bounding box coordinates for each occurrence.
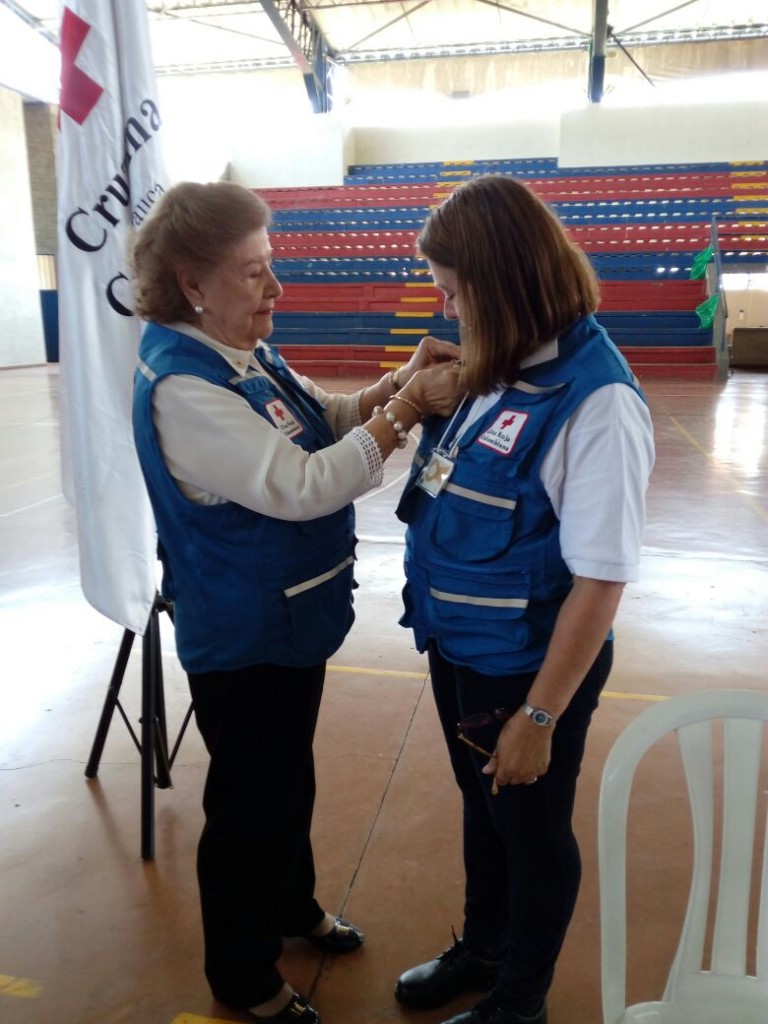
[393,175,655,1024]
[130,180,462,1024]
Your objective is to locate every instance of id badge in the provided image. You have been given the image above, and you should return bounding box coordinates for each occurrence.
[416,449,455,497]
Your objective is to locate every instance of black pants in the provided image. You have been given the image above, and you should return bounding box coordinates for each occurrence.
[188,661,327,1009]
[429,641,612,1012]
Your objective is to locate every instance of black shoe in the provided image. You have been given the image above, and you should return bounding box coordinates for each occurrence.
[246,993,320,1024]
[441,993,547,1024]
[304,917,364,954]
[395,934,500,1010]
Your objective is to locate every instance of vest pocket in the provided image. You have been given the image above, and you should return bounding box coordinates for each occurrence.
[427,568,530,661]
[284,554,356,662]
[430,485,517,561]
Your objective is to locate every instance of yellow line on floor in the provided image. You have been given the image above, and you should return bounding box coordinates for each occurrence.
[329,664,426,679]
[670,416,768,523]
[328,665,668,702]
[0,973,41,998]
[170,1015,236,1024]
[602,689,667,703]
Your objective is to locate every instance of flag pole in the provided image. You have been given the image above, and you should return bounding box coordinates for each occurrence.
[58,0,177,857]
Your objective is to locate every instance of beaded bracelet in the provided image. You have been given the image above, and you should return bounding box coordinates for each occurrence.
[388,393,424,419]
[372,405,409,449]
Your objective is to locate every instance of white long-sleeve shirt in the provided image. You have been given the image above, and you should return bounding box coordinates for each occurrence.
[151,322,384,521]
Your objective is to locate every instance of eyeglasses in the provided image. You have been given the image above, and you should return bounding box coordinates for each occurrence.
[456,707,513,755]
[456,709,513,796]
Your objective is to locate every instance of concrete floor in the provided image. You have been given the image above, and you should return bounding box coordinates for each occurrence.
[1,365,767,1024]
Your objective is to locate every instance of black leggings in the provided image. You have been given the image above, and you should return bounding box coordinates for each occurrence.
[188,661,327,1009]
[429,641,612,1011]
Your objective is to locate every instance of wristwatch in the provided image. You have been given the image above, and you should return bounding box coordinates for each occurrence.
[523,701,556,727]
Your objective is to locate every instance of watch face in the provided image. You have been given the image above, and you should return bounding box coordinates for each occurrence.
[524,701,553,726]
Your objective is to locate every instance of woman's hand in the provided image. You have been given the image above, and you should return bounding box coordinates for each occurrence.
[402,362,464,419]
[481,711,552,789]
[396,336,461,387]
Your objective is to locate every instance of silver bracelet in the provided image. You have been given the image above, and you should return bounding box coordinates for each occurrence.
[372,405,409,448]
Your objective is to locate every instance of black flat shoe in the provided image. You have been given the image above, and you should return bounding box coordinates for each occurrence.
[246,993,320,1024]
[304,917,364,954]
[395,935,500,1010]
[441,993,547,1024]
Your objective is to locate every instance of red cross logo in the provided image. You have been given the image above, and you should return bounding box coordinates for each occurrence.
[273,405,285,420]
[60,7,104,125]
[500,415,517,430]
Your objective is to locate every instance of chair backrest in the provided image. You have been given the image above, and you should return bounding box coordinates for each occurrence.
[599,689,768,1024]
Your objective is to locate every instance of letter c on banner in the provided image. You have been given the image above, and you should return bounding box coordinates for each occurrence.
[66,207,107,252]
[106,272,134,317]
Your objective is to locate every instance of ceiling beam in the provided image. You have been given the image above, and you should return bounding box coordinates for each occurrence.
[589,0,608,102]
[259,0,336,112]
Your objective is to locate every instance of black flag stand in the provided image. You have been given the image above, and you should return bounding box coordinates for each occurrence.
[84,594,193,860]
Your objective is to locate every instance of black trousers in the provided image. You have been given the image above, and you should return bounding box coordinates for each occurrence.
[188,661,327,1009]
[428,641,612,1012]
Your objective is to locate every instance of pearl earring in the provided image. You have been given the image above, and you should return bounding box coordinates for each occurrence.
[194,304,204,315]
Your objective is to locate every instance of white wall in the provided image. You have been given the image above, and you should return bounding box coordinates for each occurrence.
[560,100,768,168]
[726,287,768,335]
[227,98,768,179]
[0,87,47,368]
[229,112,346,188]
[338,114,561,168]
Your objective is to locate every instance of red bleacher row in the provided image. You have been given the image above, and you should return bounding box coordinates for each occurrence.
[270,223,768,258]
[277,343,717,383]
[259,173,768,209]
[276,280,708,314]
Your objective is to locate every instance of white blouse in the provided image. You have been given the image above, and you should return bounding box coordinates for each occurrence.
[149,323,384,521]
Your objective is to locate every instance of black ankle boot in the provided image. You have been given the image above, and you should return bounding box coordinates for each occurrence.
[441,992,547,1024]
[395,935,500,1010]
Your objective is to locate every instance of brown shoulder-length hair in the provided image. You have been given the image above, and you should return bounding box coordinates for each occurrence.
[130,181,272,323]
[417,174,600,395]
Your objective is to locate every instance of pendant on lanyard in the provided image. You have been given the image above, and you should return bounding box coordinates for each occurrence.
[416,395,468,498]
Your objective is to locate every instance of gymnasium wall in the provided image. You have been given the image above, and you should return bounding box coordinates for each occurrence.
[0,86,47,368]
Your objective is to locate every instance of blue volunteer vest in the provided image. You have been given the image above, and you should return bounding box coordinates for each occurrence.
[132,322,357,674]
[396,315,645,676]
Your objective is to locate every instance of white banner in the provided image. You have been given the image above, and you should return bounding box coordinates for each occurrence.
[58,0,169,635]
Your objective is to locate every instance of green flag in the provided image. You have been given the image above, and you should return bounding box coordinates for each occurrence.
[690,245,714,280]
[695,293,719,328]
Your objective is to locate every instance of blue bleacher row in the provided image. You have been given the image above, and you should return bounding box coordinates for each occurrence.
[272,250,763,284]
[269,311,711,349]
[345,158,768,184]
[271,199,768,231]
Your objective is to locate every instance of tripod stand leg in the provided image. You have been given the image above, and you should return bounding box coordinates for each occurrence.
[84,627,136,779]
[152,614,173,791]
[140,606,159,860]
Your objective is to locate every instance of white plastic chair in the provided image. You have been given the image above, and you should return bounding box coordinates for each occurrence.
[599,689,768,1024]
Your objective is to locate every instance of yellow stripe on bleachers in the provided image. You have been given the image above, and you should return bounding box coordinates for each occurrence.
[439,170,472,177]
[400,297,439,303]
[736,207,768,214]
[390,328,431,335]
[395,311,435,318]
[384,345,418,353]
[442,160,474,166]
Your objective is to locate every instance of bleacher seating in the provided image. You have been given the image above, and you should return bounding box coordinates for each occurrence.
[262,158,768,382]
